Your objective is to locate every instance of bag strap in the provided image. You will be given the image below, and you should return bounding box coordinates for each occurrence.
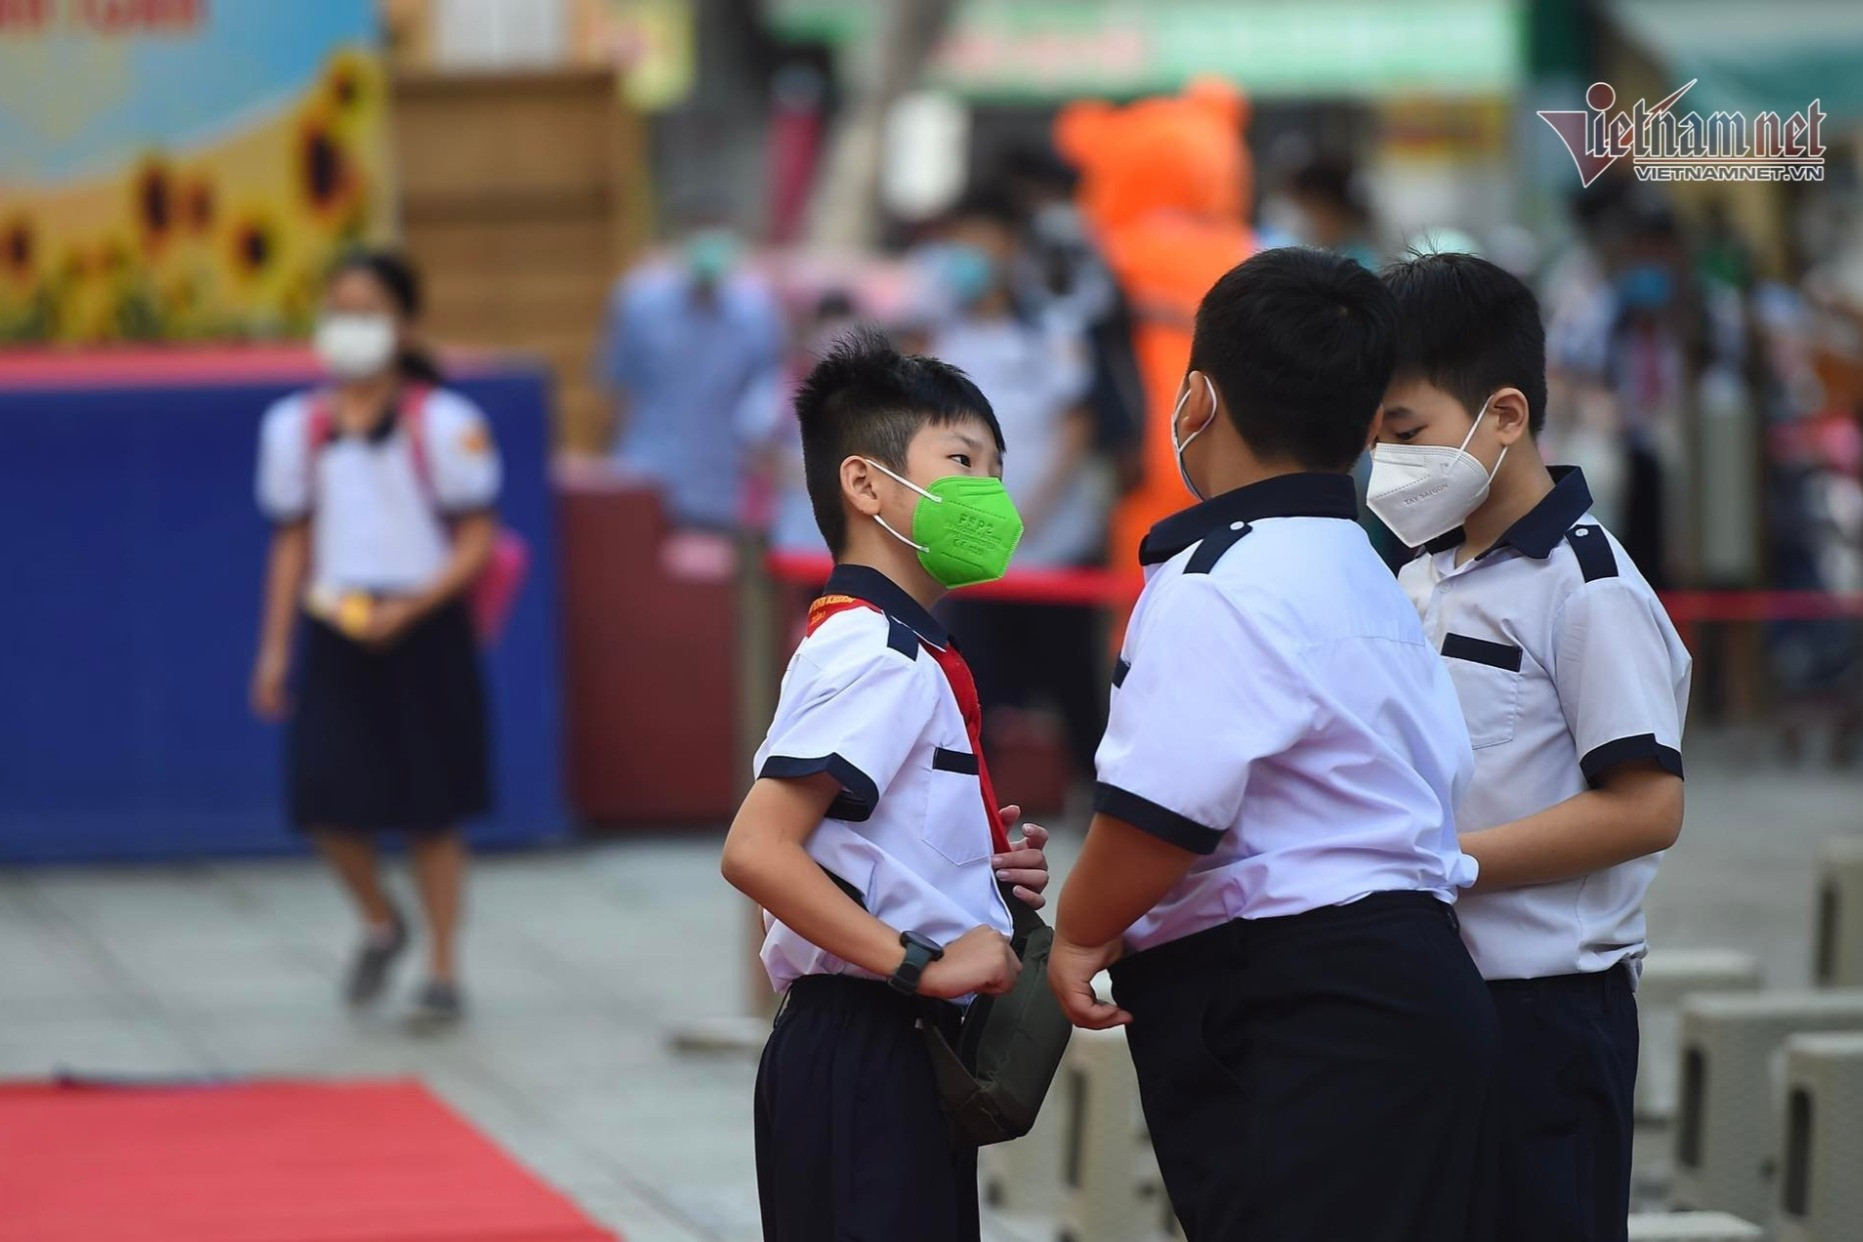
[1003,880,1046,952]
[822,866,866,907]
[399,384,436,499]
[301,385,437,510]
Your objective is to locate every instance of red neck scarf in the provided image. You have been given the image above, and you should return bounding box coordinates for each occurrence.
[807,595,1011,854]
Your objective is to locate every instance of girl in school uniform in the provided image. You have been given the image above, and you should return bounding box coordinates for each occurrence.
[250,251,501,1029]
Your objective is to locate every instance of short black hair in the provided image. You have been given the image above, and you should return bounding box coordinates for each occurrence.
[1381,251,1548,435]
[1189,247,1398,472]
[794,328,1004,556]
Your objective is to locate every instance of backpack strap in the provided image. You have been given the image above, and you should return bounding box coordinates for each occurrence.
[305,393,336,453]
[302,385,438,511]
[398,384,436,498]
[301,392,336,510]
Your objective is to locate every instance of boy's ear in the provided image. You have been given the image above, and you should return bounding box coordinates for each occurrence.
[841,455,884,517]
[1365,406,1386,451]
[1489,387,1532,447]
[1181,369,1220,437]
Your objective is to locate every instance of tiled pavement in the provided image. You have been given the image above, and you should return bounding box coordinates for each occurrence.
[1,729,1856,1240]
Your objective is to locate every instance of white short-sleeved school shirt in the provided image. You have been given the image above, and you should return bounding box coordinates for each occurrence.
[256,387,502,595]
[1096,473,1479,956]
[753,564,1013,994]
[1399,466,1692,982]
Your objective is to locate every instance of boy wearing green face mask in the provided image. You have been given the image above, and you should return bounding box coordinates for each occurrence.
[720,328,1053,1241]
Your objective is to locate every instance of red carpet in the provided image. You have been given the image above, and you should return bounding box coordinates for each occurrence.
[0,1081,619,1242]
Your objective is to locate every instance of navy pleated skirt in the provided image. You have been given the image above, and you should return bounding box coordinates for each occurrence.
[288,601,491,835]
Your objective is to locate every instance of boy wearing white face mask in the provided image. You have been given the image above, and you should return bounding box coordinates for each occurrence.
[1050,249,1497,1242]
[1374,252,1692,1242]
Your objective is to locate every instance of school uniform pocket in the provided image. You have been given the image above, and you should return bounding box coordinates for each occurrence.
[922,747,992,866]
[1441,633,1523,749]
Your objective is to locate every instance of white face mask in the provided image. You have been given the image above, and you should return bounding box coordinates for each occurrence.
[1172,374,1219,502]
[1366,396,1507,548]
[314,313,397,381]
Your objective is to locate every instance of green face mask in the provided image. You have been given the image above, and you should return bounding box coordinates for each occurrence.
[863,458,1024,589]
[684,228,739,282]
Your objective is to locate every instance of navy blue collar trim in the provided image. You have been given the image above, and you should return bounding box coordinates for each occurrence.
[824,564,949,648]
[1139,473,1359,566]
[1423,466,1593,560]
[320,393,402,445]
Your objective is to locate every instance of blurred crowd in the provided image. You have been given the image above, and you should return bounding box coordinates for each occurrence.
[595,146,1863,753]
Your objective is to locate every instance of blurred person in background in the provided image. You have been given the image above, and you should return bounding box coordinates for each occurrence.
[598,198,784,531]
[1607,205,1701,588]
[1279,156,1382,272]
[1001,143,1147,496]
[1758,270,1863,762]
[745,289,861,555]
[919,190,1111,780]
[250,251,501,1030]
[1766,408,1863,762]
[1541,182,1632,532]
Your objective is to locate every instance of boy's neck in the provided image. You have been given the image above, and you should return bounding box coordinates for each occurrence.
[1456,445,1556,565]
[1202,442,1316,502]
[837,529,946,613]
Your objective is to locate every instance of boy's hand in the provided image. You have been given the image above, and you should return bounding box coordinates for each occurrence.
[1049,933,1131,1030]
[992,804,1051,909]
[918,925,1021,1000]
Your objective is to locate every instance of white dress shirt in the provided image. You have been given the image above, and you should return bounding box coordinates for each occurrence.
[1096,473,1479,955]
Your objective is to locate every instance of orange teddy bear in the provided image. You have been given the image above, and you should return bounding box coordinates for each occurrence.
[1055,79,1258,579]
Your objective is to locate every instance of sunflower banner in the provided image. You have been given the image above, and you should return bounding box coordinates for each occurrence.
[0,1,391,344]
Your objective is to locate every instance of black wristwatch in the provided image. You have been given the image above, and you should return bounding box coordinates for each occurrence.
[888,931,945,995]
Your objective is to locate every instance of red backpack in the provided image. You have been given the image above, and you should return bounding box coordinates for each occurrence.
[305,386,529,646]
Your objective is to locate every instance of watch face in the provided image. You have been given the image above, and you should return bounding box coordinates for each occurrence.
[903,932,943,955]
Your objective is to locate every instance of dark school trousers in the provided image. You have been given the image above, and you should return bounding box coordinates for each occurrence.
[1108,891,1501,1242]
[1487,967,1639,1242]
[754,974,979,1242]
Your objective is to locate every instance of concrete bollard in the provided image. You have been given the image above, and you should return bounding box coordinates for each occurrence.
[1670,990,1863,1223]
[1774,1032,1863,1242]
[1812,837,1863,988]
[1626,1211,1763,1241]
[1636,949,1765,1121]
[1052,1026,1178,1242]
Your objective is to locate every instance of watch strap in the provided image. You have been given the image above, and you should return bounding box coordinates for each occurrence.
[889,932,943,995]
